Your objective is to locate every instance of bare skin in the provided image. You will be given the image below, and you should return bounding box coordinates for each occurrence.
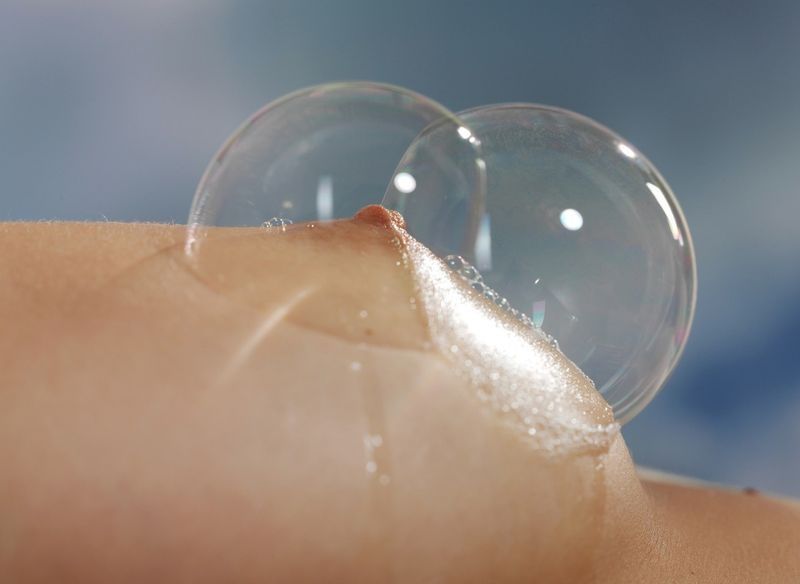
[0,211,798,582]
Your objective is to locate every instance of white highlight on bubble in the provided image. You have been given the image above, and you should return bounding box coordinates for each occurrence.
[617,142,637,159]
[646,182,683,245]
[316,175,334,220]
[475,213,493,271]
[393,171,417,194]
[559,208,584,231]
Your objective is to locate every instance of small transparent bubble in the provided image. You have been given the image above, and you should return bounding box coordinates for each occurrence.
[445,255,466,271]
[459,265,482,282]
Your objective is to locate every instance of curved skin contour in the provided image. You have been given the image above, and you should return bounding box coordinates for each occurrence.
[0,208,797,583]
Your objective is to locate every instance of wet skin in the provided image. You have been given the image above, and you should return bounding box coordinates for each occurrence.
[0,211,798,582]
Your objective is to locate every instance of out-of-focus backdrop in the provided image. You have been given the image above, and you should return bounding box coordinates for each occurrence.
[2,0,799,495]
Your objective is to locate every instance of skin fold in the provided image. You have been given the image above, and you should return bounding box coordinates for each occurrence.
[0,213,798,583]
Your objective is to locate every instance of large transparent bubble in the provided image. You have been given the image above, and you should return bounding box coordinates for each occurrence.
[186,81,466,253]
[383,104,696,423]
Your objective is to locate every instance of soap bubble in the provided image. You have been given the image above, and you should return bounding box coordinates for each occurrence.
[383,104,696,423]
[186,81,464,255]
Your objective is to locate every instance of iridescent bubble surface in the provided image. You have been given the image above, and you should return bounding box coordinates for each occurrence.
[383,104,696,423]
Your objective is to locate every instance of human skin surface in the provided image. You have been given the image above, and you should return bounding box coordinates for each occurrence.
[0,210,798,583]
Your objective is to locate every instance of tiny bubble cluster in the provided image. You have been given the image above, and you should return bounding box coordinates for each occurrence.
[262,217,293,231]
[409,239,619,455]
[444,255,559,348]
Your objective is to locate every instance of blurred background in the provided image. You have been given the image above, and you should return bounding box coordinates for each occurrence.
[2,0,799,495]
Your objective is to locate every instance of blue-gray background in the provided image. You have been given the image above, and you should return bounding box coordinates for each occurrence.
[2,1,799,495]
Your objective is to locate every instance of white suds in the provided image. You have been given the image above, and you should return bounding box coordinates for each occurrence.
[404,237,618,455]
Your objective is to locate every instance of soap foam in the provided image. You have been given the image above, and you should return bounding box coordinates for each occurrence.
[402,234,619,456]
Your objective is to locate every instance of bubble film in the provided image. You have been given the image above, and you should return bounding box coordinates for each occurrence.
[186,81,462,253]
[383,104,696,423]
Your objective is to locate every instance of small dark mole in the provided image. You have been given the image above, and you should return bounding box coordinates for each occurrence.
[365,328,374,336]
[742,487,759,496]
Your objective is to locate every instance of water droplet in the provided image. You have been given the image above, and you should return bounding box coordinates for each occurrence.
[350,361,362,372]
[358,310,369,319]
